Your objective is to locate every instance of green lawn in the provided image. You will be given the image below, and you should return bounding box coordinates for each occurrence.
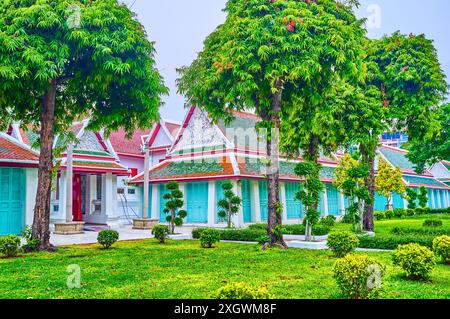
[1,239,449,299]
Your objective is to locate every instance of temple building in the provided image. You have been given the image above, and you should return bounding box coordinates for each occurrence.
[130,107,450,227]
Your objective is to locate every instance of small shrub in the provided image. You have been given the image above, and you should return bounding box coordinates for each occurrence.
[358,234,435,250]
[247,224,267,231]
[414,207,428,215]
[200,228,221,248]
[393,209,406,218]
[392,243,435,280]
[0,235,21,258]
[97,230,119,249]
[423,219,443,228]
[212,282,272,299]
[384,210,394,219]
[152,225,170,243]
[432,235,450,264]
[319,215,336,227]
[333,254,384,299]
[220,229,266,242]
[341,211,355,224]
[21,226,40,253]
[327,231,359,257]
[256,234,270,244]
[406,209,416,217]
[374,211,385,221]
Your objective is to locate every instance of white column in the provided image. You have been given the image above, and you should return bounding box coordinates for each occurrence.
[322,187,329,216]
[89,175,97,214]
[151,184,159,220]
[179,183,187,212]
[250,180,261,223]
[207,181,216,227]
[101,173,114,219]
[142,142,150,219]
[57,171,67,222]
[232,180,244,228]
[431,189,436,208]
[65,144,74,223]
[85,174,91,216]
[338,191,345,216]
[445,191,450,208]
[25,168,38,226]
[280,182,288,224]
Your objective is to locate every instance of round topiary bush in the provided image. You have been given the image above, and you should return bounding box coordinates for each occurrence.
[97,230,119,249]
[200,228,221,248]
[211,282,272,299]
[327,231,359,257]
[319,215,336,227]
[333,254,384,299]
[0,235,21,258]
[393,243,435,280]
[432,235,450,264]
[374,211,385,221]
[152,224,170,243]
[423,219,443,228]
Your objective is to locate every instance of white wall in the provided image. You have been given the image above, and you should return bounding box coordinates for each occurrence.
[25,168,38,227]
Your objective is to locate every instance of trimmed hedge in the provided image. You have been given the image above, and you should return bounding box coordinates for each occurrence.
[192,224,330,242]
[374,207,449,221]
[358,234,435,250]
[391,226,450,237]
[248,223,330,236]
[192,228,266,242]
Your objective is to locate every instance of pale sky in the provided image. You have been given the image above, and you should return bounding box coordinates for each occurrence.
[125,0,450,122]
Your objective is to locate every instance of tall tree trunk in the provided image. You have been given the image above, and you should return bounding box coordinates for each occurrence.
[305,135,320,242]
[263,80,287,250]
[32,79,57,251]
[362,150,375,232]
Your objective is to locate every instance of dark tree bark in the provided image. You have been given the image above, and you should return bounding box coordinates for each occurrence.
[263,80,287,250]
[32,79,57,251]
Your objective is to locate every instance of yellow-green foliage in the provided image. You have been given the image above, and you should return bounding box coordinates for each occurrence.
[212,282,272,299]
[327,231,360,257]
[393,243,435,280]
[333,254,385,299]
[433,235,450,264]
[375,157,406,199]
[334,153,363,190]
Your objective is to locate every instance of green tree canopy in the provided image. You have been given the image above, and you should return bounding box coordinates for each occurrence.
[406,103,450,172]
[177,0,368,247]
[0,0,167,249]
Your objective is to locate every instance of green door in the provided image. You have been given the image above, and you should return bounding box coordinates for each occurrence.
[259,181,268,221]
[326,184,340,216]
[159,184,169,222]
[0,168,25,236]
[242,180,252,223]
[285,182,303,219]
[187,182,208,223]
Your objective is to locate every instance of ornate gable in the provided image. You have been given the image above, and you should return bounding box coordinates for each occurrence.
[170,108,231,155]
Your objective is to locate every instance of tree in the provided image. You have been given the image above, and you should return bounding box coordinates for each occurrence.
[361,32,448,230]
[334,153,371,232]
[375,157,406,210]
[405,187,418,210]
[406,103,450,173]
[0,0,167,250]
[295,161,323,241]
[178,0,367,249]
[163,182,188,234]
[418,186,429,209]
[217,182,242,229]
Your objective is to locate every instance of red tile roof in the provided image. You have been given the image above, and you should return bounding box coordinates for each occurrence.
[108,128,151,156]
[0,135,39,163]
